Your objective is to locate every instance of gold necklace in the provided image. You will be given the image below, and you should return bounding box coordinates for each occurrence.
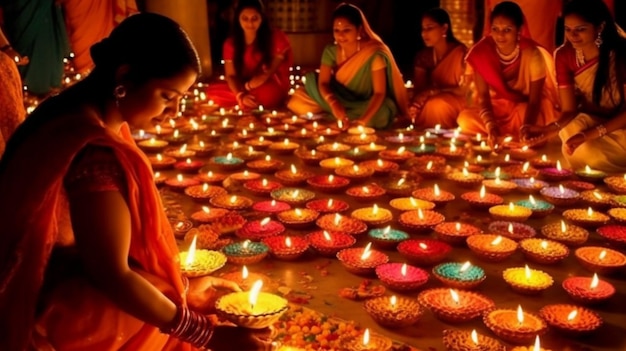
[496,44,520,65]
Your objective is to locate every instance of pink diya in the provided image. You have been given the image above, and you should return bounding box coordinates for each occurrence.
[562,273,615,304]
[305,230,356,256]
[345,183,386,202]
[252,200,291,214]
[411,184,455,207]
[165,173,200,191]
[351,204,393,226]
[418,288,495,323]
[235,217,285,240]
[359,159,400,176]
[190,206,231,224]
[276,208,319,228]
[306,198,349,213]
[337,242,390,275]
[375,263,429,291]
[434,222,482,245]
[397,239,452,266]
[307,174,351,193]
[488,221,536,241]
[262,235,309,260]
[274,164,314,186]
[174,158,204,173]
[316,213,368,235]
[149,153,176,170]
[461,185,504,210]
[540,160,573,181]
[243,178,283,196]
[195,170,227,184]
[539,304,603,334]
[398,209,445,232]
[379,146,415,163]
[184,183,227,201]
[467,234,517,262]
[574,246,626,275]
[230,170,261,182]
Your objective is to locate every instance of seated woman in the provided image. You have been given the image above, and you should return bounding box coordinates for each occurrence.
[287,3,408,129]
[409,7,469,129]
[0,13,270,351]
[523,0,626,172]
[206,0,293,110]
[457,1,558,148]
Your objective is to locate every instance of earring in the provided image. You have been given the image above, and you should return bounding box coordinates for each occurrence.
[114,85,126,107]
[334,40,337,45]
[595,31,603,47]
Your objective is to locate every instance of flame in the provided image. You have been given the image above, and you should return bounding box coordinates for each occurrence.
[291,164,297,174]
[230,195,237,204]
[505,154,510,162]
[567,309,578,321]
[491,236,503,245]
[260,217,271,226]
[323,231,332,241]
[353,165,360,172]
[541,240,548,249]
[508,222,514,233]
[372,204,379,215]
[329,175,335,183]
[561,220,567,233]
[599,250,607,260]
[476,133,482,142]
[410,197,417,206]
[248,280,263,311]
[390,295,397,308]
[419,242,428,250]
[383,226,390,235]
[377,159,383,167]
[292,190,300,198]
[284,138,290,145]
[460,261,471,272]
[271,200,276,206]
[177,174,183,182]
[156,154,163,161]
[398,146,406,154]
[471,329,479,345]
[585,165,592,173]
[401,263,407,276]
[434,184,441,196]
[556,160,562,171]
[590,273,599,289]
[533,335,541,351]
[226,153,233,160]
[587,207,594,217]
[334,157,340,165]
[479,185,486,198]
[426,161,433,170]
[362,186,370,194]
[360,242,373,260]
[327,199,334,207]
[593,191,603,200]
[334,213,341,226]
[525,265,532,280]
[185,235,197,267]
[523,162,530,172]
[185,158,192,165]
[295,208,302,217]
[495,167,501,178]
[418,208,424,220]
[559,185,565,195]
[529,195,537,205]
[509,202,515,212]
[517,305,525,324]
[285,237,292,248]
[397,178,405,186]
[541,154,548,162]
[462,168,469,177]
[362,329,370,346]
[449,289,460,304]
[202,206,210,214]
[455,222,462,232]
[265,155,271,161]
[262,178,268,187]
[242,265,249,279]
[242,240,250,249]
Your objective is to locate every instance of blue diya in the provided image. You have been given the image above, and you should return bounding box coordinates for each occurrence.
[212,154,244,165]
[512,178,549,193]
[516,198,555,218]
[408,144,436,155]
[368,227,410,249]
[222,240,269,265]
[432,262,486,289]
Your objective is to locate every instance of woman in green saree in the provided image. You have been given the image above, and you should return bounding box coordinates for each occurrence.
[287,3,408,129]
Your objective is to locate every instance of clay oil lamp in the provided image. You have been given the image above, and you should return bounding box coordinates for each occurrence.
[243,178,283,196]
[364,295,424,328]
[247,155,284,173]
[149,153,176,170]
[274,164,314,186]
[436,142,467,161]
[461,185,504,210]
[574,246,626,275]
[540,160,573,181]
[215,279,288,328]
[252,199,291,214]
[346,183,386,202]
[246,136,273,150]
[165,173,200,191]
[412,159,447,179]
[575,165,607,183]
[502,264,554,294]
[337,242,390,275]
[317,141,351,156]
[164,143,196,160]
[306,230,356,256]
[359,158,399,176]
[305,198,349,214]
[489,202,532,222]
[447,167,484,188]
[434,222,482,246]
[398,208,446,233]
[222,240,270,266]
[540,305,603,335]
[190,206,231,224]
[344,329,392,351]
[608,207,626,224]
[580,190,613,210]
[442,329,505,351]
[467,234,517,262]
[335,164,375,181]
[174,158,204,173]
[132,129,154,142]
[276,208,319,229]
[596,225,626,248]
[209,152,245,171]
[188,140,216,157]
[432,261,486,290]
[563,207,610,228]
[519,238,569,265]
[319,156,354,170]
[233,146,265,161]
[539,184,580,207]
[412,184,455,207]
[382,176,418,197]
[235,217,285,241]
[531,154,557,169]
[294,148,328,166]
[515,195,554,218]
[379,146,415,163]
[540,220,589,246]
[153,171,167,186]
[268,138,300,154]
[562,273,615,304]
[418,288,495,323]
[389,196,435,211]
[408,142,436,155]
[375,262,429,292]
[510,145,537,161]
[262,235,309,260]
[196,169,227,184]
[306,174,351,193]
[179,235,228,277]
[367,225,409,249]
[604,173,626,194]
[138,137,169,153]
[397,239,452,266]
[184,183,227,202]
[483,305,548,344]
[316,213,368,236]
[488,221,536,241]
[209,194,254,211]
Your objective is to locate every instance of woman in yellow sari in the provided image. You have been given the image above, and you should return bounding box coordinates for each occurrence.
[458,1,559,149]
[287,3,408,129]
[409,8,468,129]
[523,0,626,172]
[0,13,269,351]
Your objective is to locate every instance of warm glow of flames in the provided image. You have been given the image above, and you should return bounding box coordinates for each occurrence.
[561,220,567,233]
[262,178,268,186]
[491,235,503,245]
[593,191,603,200]
[590,273,599,289]
[449,289,460,304]
[390,295,397,308]
[285,237,292,248]
[587,207,594,217]
[541,240,548,249]
[533,335,541,351]
[556,160,562,171]
[353,164,360,172]
[419,242,428,250]
[567,309,578,321]
[363,186,370,194]
[460,261,471,272]
[410,197,417,206]
[401,263,407,276]
[295,208,302,217]
[377,159,383,167]
[243,240,250,249]
[361,242,373,260]
[291,164,297,174]
[418,208,424,220]
[495,167,501,178]
[230,195,237,204]
[462,168,469,177]
[397,178,405,186]
[525,265,532,280]
[248,280,263,311]
[455,222,462,231]
[434,184,441,196]
[177,174,183,182]
[585,165,592,173]
[426,161,433,170]
[202,206,210,214]
[508,222,514,233]
[185,235,197,267]
[323,231,332,241]
[529,195,536,205]
[156,154,163,161]
[329,174,335,182]
[372,204,379,215]
[334,213,341,226]
[599,250,607,260]
[260,217,271,226]
[480,185,486,198]
[398,146,406,154]
[508,202,515,211]
[523,162,530,172]
[362,329,370,346]
[517,305,525,324]
[242,265,249,279]
[471,330,479,345]
[292,190,300,198]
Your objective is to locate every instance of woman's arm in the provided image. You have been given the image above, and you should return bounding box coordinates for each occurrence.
[224,61,245,96]
[358,64,387,125]
[318,63,347,122]
[412,66,429,94]
[522,78,545,126]
[246,51,287,90]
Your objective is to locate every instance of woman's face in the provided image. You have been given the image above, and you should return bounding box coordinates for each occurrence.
[239,8,262,33]
[121,68,197,129]
[490,15,519,51]
[421,17,447,47]
[333,17,360,47]
[564,14,598,50]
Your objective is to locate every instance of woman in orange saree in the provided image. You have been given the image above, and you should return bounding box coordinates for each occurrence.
[523,0,626,172]
[0,13,270,351]
[409,8,468,129]
[458,1,558,149]
[287,3,408,129]
[205,0,292,110]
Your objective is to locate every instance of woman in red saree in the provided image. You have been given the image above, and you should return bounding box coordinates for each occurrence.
[523,0,626,172]
[458,1,559,149]
[409,8,469,129]
[206,0,292,110]
[0,13,270,351]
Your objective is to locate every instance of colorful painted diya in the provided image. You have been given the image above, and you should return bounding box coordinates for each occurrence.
[541,221,589,246]
[210,153,245,171]
[442,329,505,351]
[397,239,452,265]
[335,164,375,180]
[222,240,270,265]
[190,206,232,224]
[262,235,309,260]
[483,306,548,344]
[604,174,626,194]
[305,198,350,213]
[243,178,283,196]
[389,197,436,211]
[412,184,455,207]
[294,148,329,166]
[230,170,261,182]
[149,154,176,170]
[252,200,291,214]
[375,263,429,291]
[519,238,569,265]
[483,178,518,195]
[596,225,626,247]
[488,221,536,240]
[575,165,607,183]
[320,157,354,170]
[398,209,446,232]
[466,234,517,262]
[502,265,554,294]
[418,288,495,323]
[306,230,356,256]
[379,146,415,163]
[351,204,393,226]
[580,190,613,209]
[270,188,316,206]
[179,248,227,278]
[515,195,554,218]
[574,246,626,275]
[196,170,227,184]
[489,203,532,222]
[447,168,484,188]
[563,207,610,228]
[562,274,615,304]
[461,186,504,210]
[236,218,285,240]
[210,194,254,210]
[316,213,368,235]
[337,243,390,275]
[434,222,482,245]
[364,295,424,328]
[274,164,314,186]
[165,174,200,191]
[359,159,400,176]
[539,304,603,334]
[276,208,319,228]
[307,174,351,193]
[432,261,486,290]
[346,183,386,202]
[247,156,284,173]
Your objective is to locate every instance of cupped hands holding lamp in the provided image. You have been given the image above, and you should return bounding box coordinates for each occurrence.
[287,3,408,129]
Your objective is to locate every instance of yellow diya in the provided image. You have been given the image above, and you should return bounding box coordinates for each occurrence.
[179,236,227,277]
[215,280,288,329]
[209,194,254,210]
[489,202,532,222]
[389,197,436,211]
[466,234,517,262]
[541,221,589,246]
[574,246,626,275]
[539,304,603,334]
[519,238,569,265]
[562,207,610,228]
[351,204,393,226]
[503,265,554,294]
[604,174,626,194]
[608,207,626,223]
[348,125,376,135]
[335,164,375,180]
[319,157,354,170]
[364,295,424,328]
[483,305,548,344]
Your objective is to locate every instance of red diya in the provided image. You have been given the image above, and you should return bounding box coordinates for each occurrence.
[243,178,283,196]
[196,170,227,184]
[246,156,284,173]
[276,208,319,228]
[375,263,429,291]
[138,138,169,153]
[411,184,455,207]
[418,288,495,323]
[305,198,350,213]
[562,274,615,304]
[398,209,445,232]
[230,170,261,182]
[294,148,329,166]
[184,183,227,201]
[574,246,626,275]
[316,213,368,235]
[165,174,201,191]
[149,154,176,170]
[235,217,286,240]
[467,234,517,262]
[397,239,452,266]
[190,206,232,224]
[252,200,291,214]
[597,225,626,248]
[336,243,390,275]
[262,235,309,260]
[274,164,314,186]
[209,194,254,210]
[434,222,482,246]
[346,183,386,202]
[539,304,603,334]
[306,230,356,256]
[359,159,399,176]
[307,174,351,193]
[461,185,504,210]
[562,180,596,192]
[531,154,557,168]
[174,158,205,173]
[488,221,536,241]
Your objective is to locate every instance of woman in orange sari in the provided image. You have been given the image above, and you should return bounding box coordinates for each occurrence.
[409,8,468,129]
[287,3,408,129]
[206,0,292,110]
[523,0,626,172]
[458,1,559,149]
[0,13,270,351]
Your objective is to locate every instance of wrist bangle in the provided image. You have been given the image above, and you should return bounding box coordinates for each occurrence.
[596,124,607,138]
[0,45,11,52]
[244,82,252,91]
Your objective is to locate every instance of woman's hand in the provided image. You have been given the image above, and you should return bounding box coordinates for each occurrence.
[565,132,586,155]
[241,94,258,109]
[187,276,241,314]
[207,326,273,351]
[520,124,557,146]
[411,91,430,110]
[247,75,268,91]
[4,47,29,66]
[487,125,501,152]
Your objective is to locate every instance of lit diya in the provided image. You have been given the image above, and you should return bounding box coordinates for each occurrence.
[442,329,505,351]
[350,204,393,226]
[337,242,390,275]
[348,125,376,135]
[270,188,315,206]
[574,246,626,275]
[466,234,517,262]
[412,159,447,179]
[504,161,539,179]
[252,200,291,214]
[222,240,270,265]
[162,129,191,145]
[562,207,610,228]
[154,171,167,185]
[210,153,245,171]
[305,198,349,213]
[317,142,351,155]
[611,195,626,208]
[381,176,418,197]
[344,328,392,351]
[174,158,204,173]
[215,279,288,328]
[434,222,482,246]
[188,141,216,157]
[408,143,436,155]
[412,184,455,207]
[164,144,196,160]
[575,165,607,183]
[489,202,532,222]
[294,148,328,166]
[343,133,378,146]
[436,143,467,161]
[138,137,169,153]
[320,156,354,170]
[256,127,285,140]
[375,262,428,291]
[432,261,486,290]
[531,154,557,168]
[604,174,626,194]
[229,170,261,182]
[246,136,273,150]
[447,168,484,188]
[483,305,548,344]
[398,208,446,233]
[196,170,227,184]
[483,177,518,195]
[541,221,589,246]
[132,129,155,141]
[607,207,626,224]
[149,153,176,170]
[364,295,424,328]
[247,155,284,173]
[539,304,603,335]
[171,219,193,237]
[503,265,554,294]
[306,230,356,256]
[562,273,615,304]
[179,236,227,277]
[268,138,300,154]
[307,174,351,192]
[540,160,573,181]
[190,206,231,224]
[276,208,319,228]
[184,183,226,202]
[243,178,283,196]
[367,226,409,249]
[596,225,626,248]
[361,142,387,153]
[346,183,386,202]
[488,221,536,240]
[515,195,554,218]
[379,146,415,163]
[262,235,309,260]
[540,185,580,206]
[316,213,368,235]
[389,197,435,211]
[397,239,452,266]
[165,173,200,191]
[480,167,510,180]
[336,164,375,181]
[209,194,254,210]
[233,146,265,161]
[236,217,285,240]
[562,179,595,192]
[461,185,504,210]
[579,190,613,209]
[418,288,495,323]
[359,159,400,176]
[385,132,415,144]
[510,145,537,160]
[519,238,569,265]
[274,164,314,186]
[472,140,493,156]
